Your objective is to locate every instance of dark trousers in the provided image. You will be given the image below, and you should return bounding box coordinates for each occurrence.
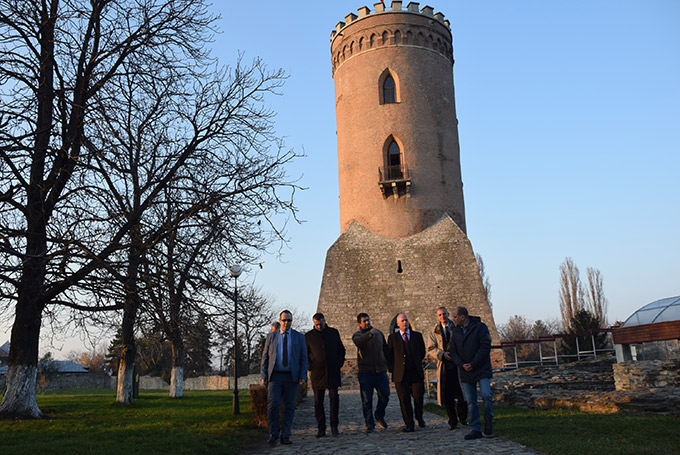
[357,372,390,428]
[267,371,298,438]
[394,378,424,429]
[313,388,339,431]
[442,366,468,425]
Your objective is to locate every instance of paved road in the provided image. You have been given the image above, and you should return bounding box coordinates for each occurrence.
[244,389,541,454]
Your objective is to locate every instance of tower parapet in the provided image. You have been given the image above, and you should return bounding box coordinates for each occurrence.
[331,2,452,76]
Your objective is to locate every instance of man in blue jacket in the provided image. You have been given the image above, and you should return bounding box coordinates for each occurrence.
[448,306,493,440]
[261,310,308,445]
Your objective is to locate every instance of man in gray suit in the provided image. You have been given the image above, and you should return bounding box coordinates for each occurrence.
[261,310,308,445]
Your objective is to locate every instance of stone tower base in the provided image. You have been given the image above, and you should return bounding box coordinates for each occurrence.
[317,215,500,365]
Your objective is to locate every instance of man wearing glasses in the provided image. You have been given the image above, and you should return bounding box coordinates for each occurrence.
[261,310,308,445]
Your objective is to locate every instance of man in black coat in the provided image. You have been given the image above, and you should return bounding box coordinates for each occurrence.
[386,313,426,432]
[305,313,346,437]
[448,306,494,440]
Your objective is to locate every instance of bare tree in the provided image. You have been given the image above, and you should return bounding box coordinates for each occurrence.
[84,55,297,403]
[475,253,492,307]
[497,314,562,362]
[558,257,584,331]
[217,285,277,377]
[0,0,254,418]
[585,267,608,327]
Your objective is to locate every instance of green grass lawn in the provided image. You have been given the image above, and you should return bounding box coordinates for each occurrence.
[3,390,678,455]
[425,402,680,455]
[0,389,263,455]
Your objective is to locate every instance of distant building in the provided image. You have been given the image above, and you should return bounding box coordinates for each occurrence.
[39,360,89,374]
[613,296,680,362]
[0,341,9,368]
[0,342,88,375]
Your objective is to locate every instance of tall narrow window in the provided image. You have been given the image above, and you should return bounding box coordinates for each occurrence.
[383,76,396,104]
[387,140,403,180]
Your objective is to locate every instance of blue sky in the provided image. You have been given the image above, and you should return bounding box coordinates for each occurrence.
[3,1,679,354]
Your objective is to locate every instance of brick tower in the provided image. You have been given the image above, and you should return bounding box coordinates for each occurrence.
[318,2,499,357]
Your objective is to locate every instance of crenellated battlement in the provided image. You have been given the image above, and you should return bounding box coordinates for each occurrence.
[331,2,450,41]
[330,2,453,76]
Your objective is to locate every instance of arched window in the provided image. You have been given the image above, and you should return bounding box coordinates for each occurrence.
[383,76,396,104]
[387,140,403,180]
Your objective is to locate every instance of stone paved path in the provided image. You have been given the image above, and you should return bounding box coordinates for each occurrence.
[244,389,541,454]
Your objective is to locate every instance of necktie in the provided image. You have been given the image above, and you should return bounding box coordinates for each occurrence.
[282,332,288,367]
[403,332,409,345]
[442,326,449,345]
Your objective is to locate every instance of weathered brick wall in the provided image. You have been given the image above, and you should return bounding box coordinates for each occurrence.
[318,217,500,365]
[613,360,680,391]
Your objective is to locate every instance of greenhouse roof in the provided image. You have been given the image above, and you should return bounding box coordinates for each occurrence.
[621,295,680,327]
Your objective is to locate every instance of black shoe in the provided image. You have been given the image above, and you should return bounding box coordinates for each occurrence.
[267,435,278,444]
[316,429,326,438]
[460,420,469,426]
[464,430,483,440]
[331,426,339,436]
[365,425,375,434]
[401,426,415,433]
[417,419,426,428]
[376,418,388,429]
[448,423,458,430]
[484,420,493,437]
[280,437,292,445]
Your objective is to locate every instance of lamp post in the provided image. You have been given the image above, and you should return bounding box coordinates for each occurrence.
[229,264,243,415]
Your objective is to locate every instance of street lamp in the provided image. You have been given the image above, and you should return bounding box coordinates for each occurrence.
[229,264,243,415]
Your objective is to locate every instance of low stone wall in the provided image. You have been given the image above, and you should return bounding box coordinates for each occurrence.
[492,356,680,415]
[613,360,680,391]
[139,375,169,390]
[184,374,261,390]
[0,371,321,393]
[37,373,114,391]
[185,375,230,390]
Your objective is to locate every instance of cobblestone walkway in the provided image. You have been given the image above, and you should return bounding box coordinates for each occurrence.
[245,389,540,454]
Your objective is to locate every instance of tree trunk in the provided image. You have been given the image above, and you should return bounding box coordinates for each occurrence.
[116,310,136,404]
[116,357,135,404]
[0,215,47,418]
[169,366,184,398]
[0,365,41,419]
[116,232,142,404]
[168,304,185,398]
[0,291,44,418]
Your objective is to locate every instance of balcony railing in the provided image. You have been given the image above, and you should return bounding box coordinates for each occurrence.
[378,165,411,198]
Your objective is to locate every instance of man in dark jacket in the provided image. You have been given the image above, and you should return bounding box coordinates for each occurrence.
[448,306,494,440]
[305,313,346,437]
[386,313,426,433]
[352,312,390,433]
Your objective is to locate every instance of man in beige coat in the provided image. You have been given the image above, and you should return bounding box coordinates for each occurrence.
[427,306,468,429]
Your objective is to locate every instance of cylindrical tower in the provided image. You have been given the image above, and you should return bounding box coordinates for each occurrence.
[331,2,465,238]
[319,2,499,366]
